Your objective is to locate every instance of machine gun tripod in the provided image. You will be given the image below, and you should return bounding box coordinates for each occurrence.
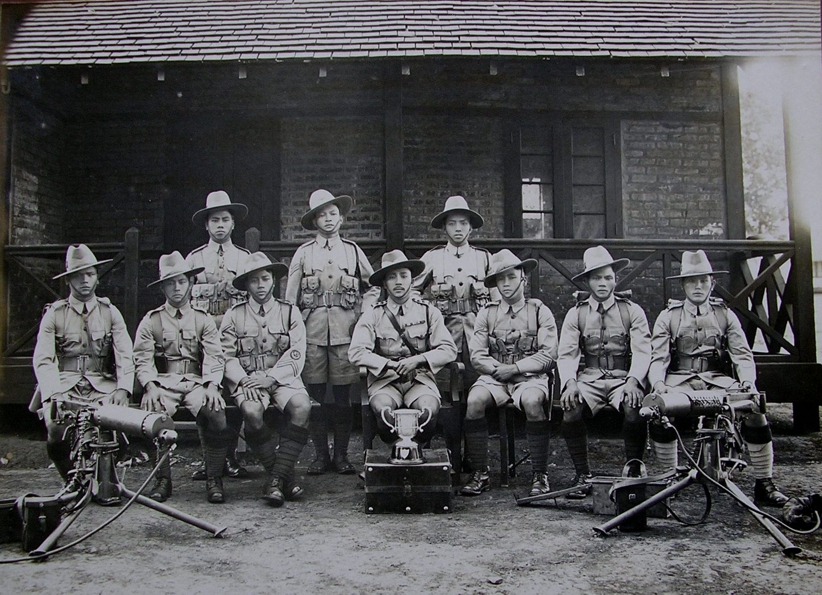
[592,390,802,556]
[19,402,226,560]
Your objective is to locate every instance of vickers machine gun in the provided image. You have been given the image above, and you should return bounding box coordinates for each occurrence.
[2,402,225,562]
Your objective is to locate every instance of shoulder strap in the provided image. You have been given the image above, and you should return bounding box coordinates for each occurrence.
[342,239,358,277]
[526,299,538,335]
[237,304,247,338]
[616,300,631,334]
[712,302,728,333]
[383,307,420,356]
[671,306,683,341]
[281,301,292,333]
[99,300,112,331]
[150,310,163,353]
[577,302,590,337]
[487,303,499,333]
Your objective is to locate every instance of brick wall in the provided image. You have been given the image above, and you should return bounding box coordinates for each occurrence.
[280,115,384,242]
[622,120,726,239]
[404,114,505,241]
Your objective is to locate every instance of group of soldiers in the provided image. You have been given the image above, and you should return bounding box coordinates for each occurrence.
[32,189,789,509]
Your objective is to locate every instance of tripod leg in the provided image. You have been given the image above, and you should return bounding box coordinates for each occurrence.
[593,470,699,535]
[117,486,226,537]
[28,488,93,557]
[722,478,801,556]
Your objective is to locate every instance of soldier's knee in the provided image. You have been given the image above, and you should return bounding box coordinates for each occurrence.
[286,394,312,424]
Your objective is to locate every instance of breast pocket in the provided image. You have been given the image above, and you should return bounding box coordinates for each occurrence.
[405,321,429,352]
[162,331,179,355]
[180,329,199,356]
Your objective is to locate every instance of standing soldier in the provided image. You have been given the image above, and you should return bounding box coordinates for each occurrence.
[461,250,558,498]
[186,190,251,480]
[133,252,229,504]
[286,189,376,476]
[557,246,651,498]
[221,252,311,507]
[413,195,495,389]
[32,245,134,488]
[349,251,457,446]
[649,250,788,506]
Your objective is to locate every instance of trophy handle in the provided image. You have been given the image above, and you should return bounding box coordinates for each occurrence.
[418,407,433,431]
[380,407,396,433]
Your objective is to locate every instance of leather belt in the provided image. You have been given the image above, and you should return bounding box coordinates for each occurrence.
[162,359,201,375]
[674,355,721,374]
[583,353,629,372]
[238,353,280,372]
[58,355,102,375]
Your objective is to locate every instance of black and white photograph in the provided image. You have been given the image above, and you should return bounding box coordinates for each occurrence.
[1,1,821,593]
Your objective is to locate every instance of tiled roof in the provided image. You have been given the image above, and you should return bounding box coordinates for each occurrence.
[4,0,820,67]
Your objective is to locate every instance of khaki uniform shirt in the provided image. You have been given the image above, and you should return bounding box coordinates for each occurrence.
[186,239,250,324]
[285,234,375,347]
[33,295,134,401]
[133,302,224,389]
[220,297,306,392]
[557,295,651,389]
[469,298,558,378]
[649,299,756,389]
[348,298,457,395]
[413,242,497,353]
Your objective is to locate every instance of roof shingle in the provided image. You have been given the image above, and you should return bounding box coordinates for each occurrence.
[3,0,820,67]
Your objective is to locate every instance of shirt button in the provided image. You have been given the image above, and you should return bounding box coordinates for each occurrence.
[459,282,464,286]
[457,268,463,272]
[262,338,267,344]
[328,274,333,279]
[262,322,267,328]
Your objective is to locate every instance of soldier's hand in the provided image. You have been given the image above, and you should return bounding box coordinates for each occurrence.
[242,374,275,391]
[240,383,265,403]
[141,383,163,413]
[653,381,670,395]
[104,389,130,407]
[492,364,519,382]
[621,378,644,409]
[203,384,225,411]
[395,356,424,377]
[560,380,583,411]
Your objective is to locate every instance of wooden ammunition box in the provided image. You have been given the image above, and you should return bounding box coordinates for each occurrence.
[364,448,453,514]
[589,476,670,518]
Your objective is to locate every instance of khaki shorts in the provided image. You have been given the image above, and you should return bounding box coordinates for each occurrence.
[233,383,308,412]
[471,374,551,410]
[577,377,631,416]
[368,378,440,408]
[154,380,208,418]
[303,343,359,385]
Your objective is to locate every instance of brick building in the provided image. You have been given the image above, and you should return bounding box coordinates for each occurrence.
[1,1,821,426]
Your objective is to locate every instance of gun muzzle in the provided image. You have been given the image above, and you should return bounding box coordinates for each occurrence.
[92,405,175,442]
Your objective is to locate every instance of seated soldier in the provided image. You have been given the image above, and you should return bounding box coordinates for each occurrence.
[461,250,558,498]
[557,246,651,498]
[220,252,311,507]
[133,252,230,504]
[32,245,134,492]
[649,250,788,507]
[348,251,457,448]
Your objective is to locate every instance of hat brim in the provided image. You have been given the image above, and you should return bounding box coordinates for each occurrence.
[430,209,484,230]
[369,260,426,286]
[191,203,249,227]
[571,258,631,282]
[147,266,206,288]
[53,259,113,280]
[484,258,538,287]
[301,195,353,230]
[233,262,289,291]
[666,269,728,280]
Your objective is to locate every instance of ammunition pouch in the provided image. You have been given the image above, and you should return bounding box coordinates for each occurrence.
[469,281,491,310]
[489,334,537,366]
[191,283,241,316]
[430,282,485,315]
[301,274,361,311]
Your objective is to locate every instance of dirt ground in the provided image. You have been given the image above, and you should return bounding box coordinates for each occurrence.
[2,404,822,595]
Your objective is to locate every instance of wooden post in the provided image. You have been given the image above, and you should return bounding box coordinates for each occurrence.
[383,61,404,251]
[721,62,746,241]
[782,56,822,432]
[123,227,139,336]
[245,227,260,253]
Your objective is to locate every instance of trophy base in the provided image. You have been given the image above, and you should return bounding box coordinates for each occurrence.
[364,448,453,514]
